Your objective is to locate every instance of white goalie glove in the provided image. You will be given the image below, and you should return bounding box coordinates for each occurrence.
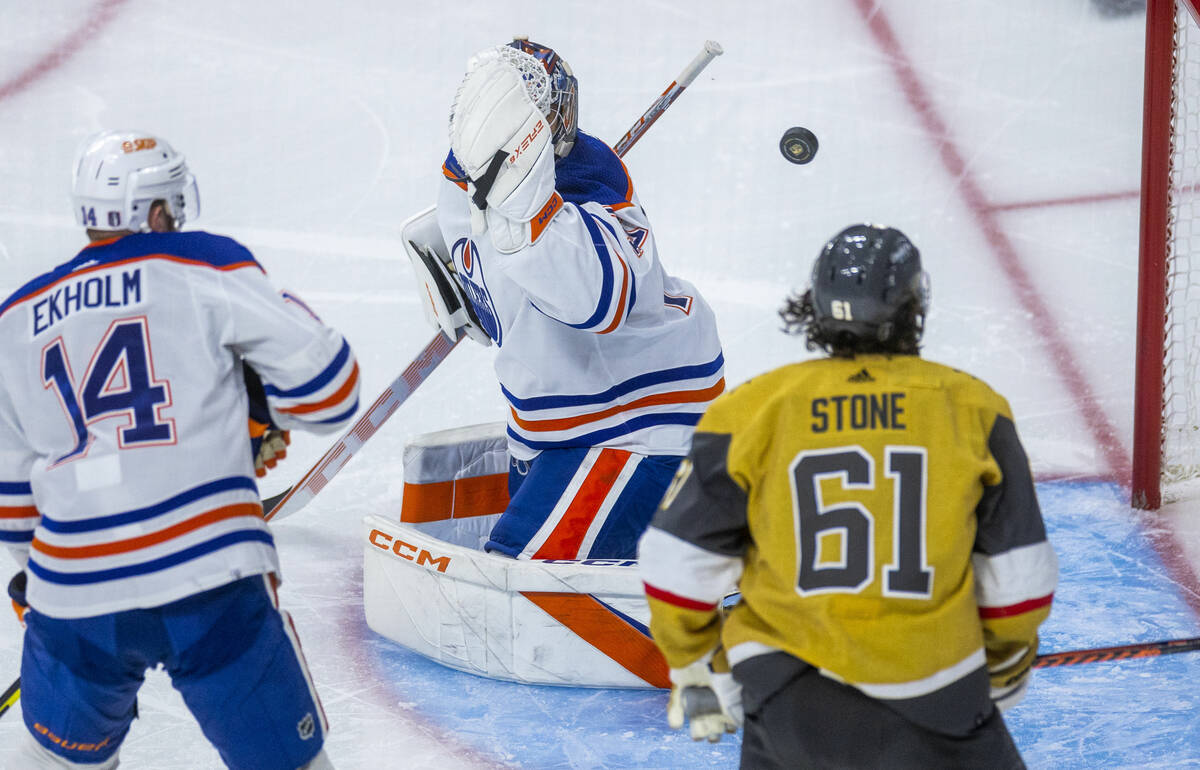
[450,46,559,252]
[666,651,744,743]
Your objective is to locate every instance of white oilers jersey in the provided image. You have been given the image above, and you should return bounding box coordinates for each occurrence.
[438,132,725,461]
[0,231,360,618]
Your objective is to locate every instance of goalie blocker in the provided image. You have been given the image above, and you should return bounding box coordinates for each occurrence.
[362,422,670,689]
[402,206,491,346]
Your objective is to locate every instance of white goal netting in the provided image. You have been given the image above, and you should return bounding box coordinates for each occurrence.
[1160,1,1200,499]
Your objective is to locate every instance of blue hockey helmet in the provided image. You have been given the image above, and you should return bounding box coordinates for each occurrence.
[508,37,579,159]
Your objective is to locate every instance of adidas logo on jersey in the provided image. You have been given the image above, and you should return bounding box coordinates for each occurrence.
[848,368,875,383]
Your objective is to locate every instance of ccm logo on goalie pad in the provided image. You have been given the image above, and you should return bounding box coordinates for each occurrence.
[368,529,451,572]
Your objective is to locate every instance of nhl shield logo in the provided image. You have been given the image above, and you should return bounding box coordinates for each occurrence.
[297,712,316,740]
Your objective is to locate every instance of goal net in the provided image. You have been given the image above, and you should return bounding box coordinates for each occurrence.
[1134,0,1200,508]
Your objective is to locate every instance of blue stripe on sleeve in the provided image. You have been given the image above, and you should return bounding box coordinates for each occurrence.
[0,530,34,543]
[589,213,636,320]
[317,400,359,425]
[501,353,724,411]
[554,213,615,331]
[40,476,259,534]
[262,340,351,398]
[27,529,275,585]
[0,481,33,495]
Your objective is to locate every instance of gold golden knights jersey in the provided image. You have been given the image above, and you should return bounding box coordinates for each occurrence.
[639,353,1057,725]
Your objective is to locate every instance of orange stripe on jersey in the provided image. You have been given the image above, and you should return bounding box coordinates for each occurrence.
[31,503,262,558]
[279,362,360,415]
[0,506,38,520]
[530,193,562,242]
[520,591,670,688]
[533,449,629,558]
[598,255,631,335]
[3,254,262,317]
[442,163,468,190]
[510,379,725,433]
[400,473,509,523]
[605,143,637,205]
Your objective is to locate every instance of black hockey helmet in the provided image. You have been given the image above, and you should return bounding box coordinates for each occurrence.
[508,37,579,159]
[782,223,929,355]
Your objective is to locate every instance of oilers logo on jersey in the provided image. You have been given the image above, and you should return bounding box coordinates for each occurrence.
[452,237,502,346]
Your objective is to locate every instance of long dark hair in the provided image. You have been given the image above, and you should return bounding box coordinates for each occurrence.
[779,289,924,357]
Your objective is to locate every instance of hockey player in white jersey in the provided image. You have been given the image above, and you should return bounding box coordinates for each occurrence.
[415,39,724,560]
[0,130,356,769]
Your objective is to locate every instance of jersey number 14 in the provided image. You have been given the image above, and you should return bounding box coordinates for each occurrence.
[42,317,175,464]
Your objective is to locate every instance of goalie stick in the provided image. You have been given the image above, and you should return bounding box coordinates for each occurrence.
[263,40,725,522]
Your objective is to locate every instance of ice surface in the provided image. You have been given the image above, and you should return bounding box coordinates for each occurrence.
[1,1,1197,767]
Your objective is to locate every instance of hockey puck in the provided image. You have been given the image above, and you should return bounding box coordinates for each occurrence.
[780,126,818,165]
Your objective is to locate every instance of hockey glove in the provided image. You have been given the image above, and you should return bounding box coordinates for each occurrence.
[244,362,291,478]
[8,570,27,628]
[250,424,290,479]
[990,664,1031,713]
[666,652,742,742]
[450,46,557,240]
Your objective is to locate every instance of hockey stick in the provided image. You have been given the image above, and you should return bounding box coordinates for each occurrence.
[264,330,462,521]
[1033,635,1200,668]
[264,40,725,522]
[613,40,724,157]
[0,676,18,719]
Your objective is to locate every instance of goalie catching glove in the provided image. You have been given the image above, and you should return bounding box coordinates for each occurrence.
[449,45,560,252]
[666,648,743,743]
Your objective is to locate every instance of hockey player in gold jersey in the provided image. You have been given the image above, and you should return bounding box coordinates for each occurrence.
[639,223,1057,768]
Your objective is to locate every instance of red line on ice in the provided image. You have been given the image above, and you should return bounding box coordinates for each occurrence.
[0,0,130,104]
[851,0,1200,615]
[851,0,1128,482]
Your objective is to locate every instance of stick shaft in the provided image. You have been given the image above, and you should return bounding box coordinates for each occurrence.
[1034,635,1200,668]
[0,676,19,719]
[264,332,461,520]
[613,40,724,158]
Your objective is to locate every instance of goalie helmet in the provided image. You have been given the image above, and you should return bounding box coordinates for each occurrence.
[781,223,929,355]
[71,130,200,232]
[507,37,579,159]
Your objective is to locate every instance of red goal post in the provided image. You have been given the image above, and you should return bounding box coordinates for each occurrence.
[1134,0,1200,509]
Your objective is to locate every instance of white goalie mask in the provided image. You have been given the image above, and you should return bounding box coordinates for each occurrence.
[71,130,200,232]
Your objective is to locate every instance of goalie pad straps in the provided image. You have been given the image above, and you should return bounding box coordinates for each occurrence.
[470,150,509,211]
